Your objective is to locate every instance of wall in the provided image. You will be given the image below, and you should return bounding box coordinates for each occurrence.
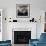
[2,8,45,43]
[0,9,3,41]
[1,0,45,43]
[2,9,8,40]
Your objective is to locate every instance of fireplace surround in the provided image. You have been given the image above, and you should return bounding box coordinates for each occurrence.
[12,28,31,44]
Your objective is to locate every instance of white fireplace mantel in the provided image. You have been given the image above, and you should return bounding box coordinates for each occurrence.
[6,22,37,43]
[12,22,37,39]
[12,28,31,31]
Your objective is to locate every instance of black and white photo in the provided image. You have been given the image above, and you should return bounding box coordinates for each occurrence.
[16,4,30,18]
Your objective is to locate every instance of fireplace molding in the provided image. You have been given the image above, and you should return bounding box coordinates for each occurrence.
[11,23,37,43]
[12,28,31,31]
[12,28,31,44]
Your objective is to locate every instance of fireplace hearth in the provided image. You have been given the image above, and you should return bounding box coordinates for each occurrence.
[14,31,31,44]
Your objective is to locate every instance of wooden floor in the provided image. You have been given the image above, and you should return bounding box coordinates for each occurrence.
[12,44,29,46]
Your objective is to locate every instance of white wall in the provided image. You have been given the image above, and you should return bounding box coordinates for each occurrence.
[2,9,8,40]
[0,9,3,41]
[2,8,45,43]
[0,0,46,11]
[36,10,45,39]
[1,0,45,44]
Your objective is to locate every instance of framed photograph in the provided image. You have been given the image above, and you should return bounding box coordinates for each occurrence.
[16,4,30,18]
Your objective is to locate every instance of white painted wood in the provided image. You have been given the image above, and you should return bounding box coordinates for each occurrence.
[0,9,2,41]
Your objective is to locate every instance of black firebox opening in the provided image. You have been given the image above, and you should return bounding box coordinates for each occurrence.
[14,31,31,44]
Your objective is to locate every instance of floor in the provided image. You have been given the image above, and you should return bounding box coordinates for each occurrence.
[12,44,29,46]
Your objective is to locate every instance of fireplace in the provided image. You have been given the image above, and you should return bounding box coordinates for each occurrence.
[14,31,31,44]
